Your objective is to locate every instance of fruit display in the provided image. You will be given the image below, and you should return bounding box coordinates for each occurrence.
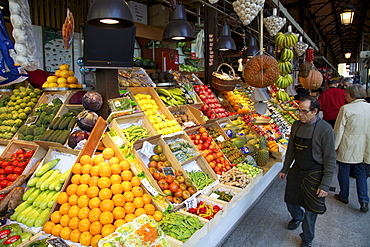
[294,38,309,56]
[121,125,150,149]
[194,85,230,118]
[118,69,155,87]
[186,200,222,220]
[209,189,234,202]
[232,0,264,26]
[156,88,188,107]
[0,86,42,139]
[148,70,176,85]
[171,109,199,129]
[159,212,204,242]
[256,137,269,167]
[267,105,291,134]
[43,148,163,247]
[0,223,34,246]
[267,140,279,152]
[274,31,298,48]
[187,171,215,190]
[133,93,181,135]
[42,64,82,89]
[222,89,254,115]
[164,137,198,163]
[275,89,290,102]
[235,162,262,178]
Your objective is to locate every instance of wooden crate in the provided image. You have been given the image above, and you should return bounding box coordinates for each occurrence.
[182,155,218,182]
[168,105,205,130]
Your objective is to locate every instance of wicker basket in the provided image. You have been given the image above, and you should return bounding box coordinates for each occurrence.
[212,63,238,91]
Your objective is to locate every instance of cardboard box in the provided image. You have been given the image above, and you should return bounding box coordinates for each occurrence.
[148,4,169,28]
[128,1,147,24]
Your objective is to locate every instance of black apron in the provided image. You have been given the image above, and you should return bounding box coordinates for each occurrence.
[285,122,327,214]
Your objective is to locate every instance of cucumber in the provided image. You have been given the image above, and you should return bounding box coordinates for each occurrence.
[40,129,52,141]
[36,170,54,188]
[27,177,40,187]
[47,191,60,208]
[57,117,67,130]
[40,191,57,209]
[40,169,61,191]
[34,208,52,228]
[51,130,62,142]
[67,117,77,130]
[59,169,71,184]
[52,117,63,130]
[35,159,60,177]
[60,116,72,130]
[46,130,58,141]
[49,117,59,129]
[22,187,38,201]
[27,188,42,204]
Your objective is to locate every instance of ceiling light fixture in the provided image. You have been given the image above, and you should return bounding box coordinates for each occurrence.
[345,52,351,59]
[162,3,195,42]
[340,2,355,25]
[87,0,134,29]
[213,0,236,51]
[242,36,259,58]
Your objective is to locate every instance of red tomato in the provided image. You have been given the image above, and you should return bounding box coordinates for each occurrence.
[0,180,8,188]
[1,161,10,169]
[9,174,19,181]
[14,167,24,175]
[18,160,28,168]
[15,149,26,155]
[0,175,5,181]
[0,169,4,175]
[4,166,14,174]
[16,154,25,161]
[12,160,19,167]
[24,150,35,159]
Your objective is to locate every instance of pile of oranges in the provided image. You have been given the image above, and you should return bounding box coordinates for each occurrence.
[43,148,163,247]
[42,64,83,89]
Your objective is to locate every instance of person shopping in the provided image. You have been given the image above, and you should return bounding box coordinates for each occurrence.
[279,96,336,247]
[334,84,370,212]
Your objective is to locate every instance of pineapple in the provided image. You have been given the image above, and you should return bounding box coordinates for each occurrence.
[257,137,269,166]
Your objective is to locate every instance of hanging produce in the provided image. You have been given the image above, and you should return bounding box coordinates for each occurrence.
[305,47,315,65]
[274,25,298,48]
[263,8,286,36]
[62,8,75,50]
[243,54,280,88]
[299,61,311,78]
[294,36,309,56]
[275,89,290,102]
[9,0,39,71]
[299,69,323,90]
[275,74,293,89]
[232,0,265,26]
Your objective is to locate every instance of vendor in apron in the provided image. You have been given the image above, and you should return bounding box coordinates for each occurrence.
[279,96,336,247]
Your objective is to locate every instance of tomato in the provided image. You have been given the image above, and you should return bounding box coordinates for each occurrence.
[0,169,3,175]
[159,154,167,162]
[156,162,166,172]
[14,167,24,175]
[201,132,209,141]
[16,154,25,161]
[173,196,183,204]
[165,175,174,184]
[184,178,193,187]
[148,167,157,175]
[198,126,206,133]
[4,166,14,174]
[10,153,17,159]
[169,182,179,193]
[158,179,169,190]
[174,170,183,177]
[179,183,187,191]
[148,161,157,169]
[9,174,19,181]
[15,149,26,155]
[0,180,8,188]
[0,175,6,181]
[174,189,183,197]
[182,190,191,200]
[2,160,10,169]
[175,175,185,184]
[163,190,172,196]
[12,160,19,167]
[24,150,35,158]
[187,186,197,195]
[166,196,174,203]
[152,172,164,181]
[18,160,28,168]
[164,161,171,167]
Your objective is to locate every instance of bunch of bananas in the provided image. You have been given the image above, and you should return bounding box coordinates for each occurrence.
[278,61,293,75]
[279,48,294,62]
[275,32,298,48]
[275,74,293,89]
[276,89,290,102]
[157,88,186,107]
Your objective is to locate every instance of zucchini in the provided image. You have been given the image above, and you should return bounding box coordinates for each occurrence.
[27,176,40,187]
[34,208,52,228]
[35,159,60,177]
[27,188,42,204]
[40,169,61,191]
[22,187,38,201]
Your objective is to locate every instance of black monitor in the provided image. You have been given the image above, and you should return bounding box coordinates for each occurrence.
[83,23,136,69]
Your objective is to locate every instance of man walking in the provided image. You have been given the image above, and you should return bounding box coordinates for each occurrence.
[279,96,336,247]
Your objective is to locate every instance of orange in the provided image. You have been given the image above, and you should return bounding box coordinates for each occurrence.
[143,204,155,215]
[111,183,123,195]
[98,163,111,177]
[123,191,134,202]
[60,226,72,240]
[134,208,146,217]
[78,218,91,232]
[71,174,81,185]
[99,188,112,200]
[102,148,114,160]
[43,221,55,234]
[76,184,89,196]
[153,211,163,222]
[51,224,63,237]
[101,224,115,238]
[67,76,78,84]
[69,216,80,230]
[112,194,125,207]
[109,157,120,166]
[142,194,152,204]
[51,211,62,224]
[89,208,101,222]
[148,215,155,221]
[110,163,121,175]
[59,203,71,215]
[133,197,144,208]
[78,195,90,208]
[89,176,99,187]
[68,194,79,205]
[121,170,133,181]
[90,166,99,176]
[80,155,92,165]
[66,184,78,196]
[79,231,92,246]
[121,181,132,192]
[60,214,70,227]
[89,221,102,236]
[124,213,136,223]
[68,205,80,218]
[114,219,126,229]
[72,163,82,174]
[112,207,125,220]
[131,176,141,186]
[59,64,70,70]
[69,229,81,243]
[99,211,114,225]
[120,160,130,171]
[91,235,102,247]
[57,192,69,205]
[80,174,91,184]
[87,186,99,198]
[81,164,92,175]
[132,186,143,197]
[124,202,136,214]
[110,174,122,184]
[98,177,111,189]
[78,207,90,220]
[100,199,114,212]
[93,155,105,166]
[89,197,101,209]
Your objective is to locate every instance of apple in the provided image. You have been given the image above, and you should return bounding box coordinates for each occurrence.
[210,114,217,119]
[200,104,209,111]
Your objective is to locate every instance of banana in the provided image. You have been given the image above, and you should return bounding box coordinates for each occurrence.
[280,49,286,61]
[275,76,284,88]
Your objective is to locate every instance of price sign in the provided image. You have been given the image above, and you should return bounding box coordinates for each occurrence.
[25,116,38,125]
[216,135,225,143]
[47,238,69,247]
[183,121,196,128]
[141,141,155,158]
[209,192,220,199]
[140,178,158,197]
[114,100,121,107]
[184,195,197,210]
[162,167,175,177]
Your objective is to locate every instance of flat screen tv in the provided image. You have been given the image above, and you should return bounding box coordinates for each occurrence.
[83,23,136,69]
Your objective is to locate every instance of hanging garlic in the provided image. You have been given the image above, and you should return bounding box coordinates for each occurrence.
[294,36,309,56]
[263,8,286,36]
[233,0,265,26]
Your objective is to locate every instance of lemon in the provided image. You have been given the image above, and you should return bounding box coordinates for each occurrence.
[42,82,49,88]
[154,117,162,124]
[153,123,160,130]
[158,122,165,129]
[157,129,163,135]
[175,125,182,132]
[150,99,156,105]
[47,75,58,83]
[49,82,58,87]
[160,114,166,119]
[162,128,169,135]
[145,95,151,99]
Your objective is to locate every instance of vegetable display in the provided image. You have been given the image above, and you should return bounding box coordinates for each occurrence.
[82,91,103,111]
[187,200,222,220]
[0,223,34,247]
[165,137,197,163]
[187,171,215,190]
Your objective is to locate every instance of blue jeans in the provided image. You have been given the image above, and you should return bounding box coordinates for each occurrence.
[287,203,318,243]
[337,161,369,203]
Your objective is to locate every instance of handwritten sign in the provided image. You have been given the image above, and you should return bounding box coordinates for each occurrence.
[140,178,159,197]
[184,196,197,210]
[47,238,69,247]
[162,167,175,177]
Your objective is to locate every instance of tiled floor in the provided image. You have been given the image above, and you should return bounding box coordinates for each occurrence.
[220,175,370,247]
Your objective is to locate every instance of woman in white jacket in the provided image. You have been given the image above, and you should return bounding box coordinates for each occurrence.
[334,84,370,212]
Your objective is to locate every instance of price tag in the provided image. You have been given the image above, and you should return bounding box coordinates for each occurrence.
[182,160,201,172]
[25,115,38,125]
[114,100,121,107]
[140,178,159,197]
[141,141,155,158]
[209,192,220,199]
[184,195,197,210]
[216,135,225,142]
[162,167,175,177]
[183,121,196,128]
[47,238,69,247]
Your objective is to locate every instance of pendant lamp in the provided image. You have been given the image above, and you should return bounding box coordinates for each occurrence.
[340,2,355,25]
[87,0,134,29]
[266,45,276,58]
[213,23,236,51]
[251,88,271,115]
[162,4,195,42]
[242,37,259,58]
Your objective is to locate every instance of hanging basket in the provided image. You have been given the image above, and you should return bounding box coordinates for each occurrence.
[212,63,239,91]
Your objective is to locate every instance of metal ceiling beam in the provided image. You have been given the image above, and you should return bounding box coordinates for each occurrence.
[311,1,331,16]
